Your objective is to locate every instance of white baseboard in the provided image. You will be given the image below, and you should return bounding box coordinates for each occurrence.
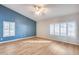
[37,36,79,45]
[0,36,36,44]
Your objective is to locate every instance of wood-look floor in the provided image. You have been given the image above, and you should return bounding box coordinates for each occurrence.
[0,37,79,55]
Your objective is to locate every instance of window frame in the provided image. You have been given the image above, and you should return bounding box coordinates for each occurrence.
[50,21,76,38]
[3,21,15,37]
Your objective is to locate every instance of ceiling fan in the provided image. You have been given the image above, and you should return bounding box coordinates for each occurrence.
[33,4,47,16]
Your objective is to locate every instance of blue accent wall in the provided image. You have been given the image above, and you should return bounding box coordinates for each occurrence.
[0,5,36,42]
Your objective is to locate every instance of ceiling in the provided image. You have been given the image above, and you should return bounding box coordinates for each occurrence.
[3,4,79,21]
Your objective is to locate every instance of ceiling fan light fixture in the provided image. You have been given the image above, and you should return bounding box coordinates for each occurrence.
[33,4,47,16]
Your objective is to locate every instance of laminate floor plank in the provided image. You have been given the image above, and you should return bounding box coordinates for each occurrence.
[0,37,79,55]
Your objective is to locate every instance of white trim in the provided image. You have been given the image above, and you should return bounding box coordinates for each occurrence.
[37,36,79,45]
[0,36,35,44]
[52,38,79,45]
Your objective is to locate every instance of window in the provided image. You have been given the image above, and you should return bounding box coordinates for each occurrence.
[9,22,15,36]
[3,21,10,37]
[55,24,59,35]
[68,22,76,38]
[60,23,67,36]
[50,24,54,35]
[50,21,76,38]
[3,21,15,37]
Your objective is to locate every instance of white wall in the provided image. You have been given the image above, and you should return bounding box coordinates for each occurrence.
[37,13,79,45]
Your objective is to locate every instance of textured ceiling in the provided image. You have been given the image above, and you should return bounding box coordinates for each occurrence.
[3,4,79,21]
